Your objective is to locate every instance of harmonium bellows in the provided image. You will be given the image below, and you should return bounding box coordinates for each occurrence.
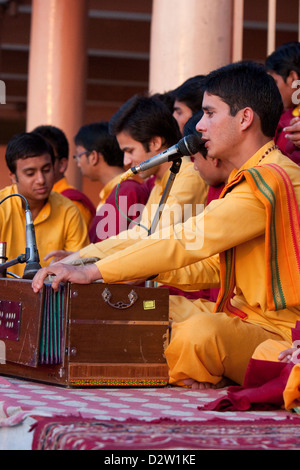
[0,278,169,387]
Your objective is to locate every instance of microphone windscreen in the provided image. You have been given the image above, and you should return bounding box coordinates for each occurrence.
[177,133,204,156]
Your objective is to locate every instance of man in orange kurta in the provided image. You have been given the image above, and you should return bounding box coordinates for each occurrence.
[31,62,300,390]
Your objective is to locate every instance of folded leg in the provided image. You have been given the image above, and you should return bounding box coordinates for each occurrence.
[166,303,284,387]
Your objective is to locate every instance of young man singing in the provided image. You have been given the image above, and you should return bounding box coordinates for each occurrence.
[32,62,300,390]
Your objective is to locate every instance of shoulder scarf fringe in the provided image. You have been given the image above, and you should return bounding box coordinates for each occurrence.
[214,163,300,317]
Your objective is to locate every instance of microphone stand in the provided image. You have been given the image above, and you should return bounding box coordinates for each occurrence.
[145,158,182,288]
[0,253,27,278]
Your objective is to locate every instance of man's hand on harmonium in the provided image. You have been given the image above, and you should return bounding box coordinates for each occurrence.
[31,263,102,293]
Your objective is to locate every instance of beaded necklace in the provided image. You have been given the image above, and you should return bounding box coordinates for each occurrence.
[257,144,278,165]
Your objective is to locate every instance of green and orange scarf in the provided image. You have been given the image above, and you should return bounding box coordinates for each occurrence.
[215,163,300,317]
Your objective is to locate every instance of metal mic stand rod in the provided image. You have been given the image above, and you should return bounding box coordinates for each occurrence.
[145,158,182,288]
[0,254,27,272]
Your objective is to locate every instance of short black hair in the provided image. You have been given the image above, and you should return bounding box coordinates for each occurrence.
[203,61,283,138]
[74,121,124,168]
[109,95,181,151]
[172,75,206,113]
[150,91,175,113]
[183,111,207,158]
[266,41,300,81]
[5,132,55,174]
[33,125,69,160]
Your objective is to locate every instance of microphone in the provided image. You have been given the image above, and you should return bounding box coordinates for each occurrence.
[22,205,42,280]
[0,194,42,279]
[120,133,203,181]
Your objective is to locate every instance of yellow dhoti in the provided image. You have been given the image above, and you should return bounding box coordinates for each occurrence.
[167,296,284,386]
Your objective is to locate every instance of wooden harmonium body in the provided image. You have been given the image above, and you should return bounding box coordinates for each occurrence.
[0,278,169,387]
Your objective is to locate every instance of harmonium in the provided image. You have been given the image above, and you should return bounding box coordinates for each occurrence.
[0,278,169,387]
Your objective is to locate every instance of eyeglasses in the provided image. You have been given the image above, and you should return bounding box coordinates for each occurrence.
[73,150,90,161]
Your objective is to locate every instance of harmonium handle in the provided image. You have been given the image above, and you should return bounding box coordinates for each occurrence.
[101,287,138,310]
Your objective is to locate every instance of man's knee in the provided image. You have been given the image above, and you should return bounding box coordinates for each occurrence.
[172,311,223,345]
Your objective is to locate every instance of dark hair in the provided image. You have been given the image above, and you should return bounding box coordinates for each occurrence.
[5,132,55,174]
[33,125,69,160]
[265,42,300,81]
[203,61,283,138]
[74,121,124,167]
[150,91,175,113]
[109,95,181,151]
[183,111,207,158]
[172,75,206,114]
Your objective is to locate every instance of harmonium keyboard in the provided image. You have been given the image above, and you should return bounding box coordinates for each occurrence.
[0,278,169,387]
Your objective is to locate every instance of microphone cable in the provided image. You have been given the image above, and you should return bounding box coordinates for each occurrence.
[114,182,149,234]
[0,193,29,210]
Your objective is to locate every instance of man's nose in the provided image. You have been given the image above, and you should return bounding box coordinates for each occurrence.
[36,171,46,184]
[123,153,133,167]
[196,115,206,133]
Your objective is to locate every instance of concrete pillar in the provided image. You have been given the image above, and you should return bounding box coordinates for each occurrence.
[26,0,88,188]
[149,0,233,93]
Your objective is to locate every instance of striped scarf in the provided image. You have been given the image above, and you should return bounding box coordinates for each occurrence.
[215,163,300,317]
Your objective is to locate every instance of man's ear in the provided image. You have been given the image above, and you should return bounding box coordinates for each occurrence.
[9,171,17,184]
[287,70,299,86]
[149,136,163,153]
[58,157,68,174]
[240,107,254,131]
[212,158,221,168]
[89,150,100,166]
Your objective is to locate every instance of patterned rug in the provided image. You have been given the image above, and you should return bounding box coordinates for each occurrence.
[1,376,300,450]
[31,415,300,450]
[2,377,289,423]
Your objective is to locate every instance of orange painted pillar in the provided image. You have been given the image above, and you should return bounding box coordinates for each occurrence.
[26,0,88,189]
[149,0,233,93]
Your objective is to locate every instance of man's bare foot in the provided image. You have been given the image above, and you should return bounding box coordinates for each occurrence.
[183,377,234,390]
